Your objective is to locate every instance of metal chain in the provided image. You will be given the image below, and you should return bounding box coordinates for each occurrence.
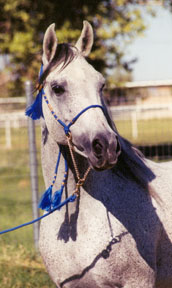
[66,133,91,197]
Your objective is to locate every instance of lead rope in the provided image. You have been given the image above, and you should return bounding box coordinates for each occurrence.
[66,132,91,197]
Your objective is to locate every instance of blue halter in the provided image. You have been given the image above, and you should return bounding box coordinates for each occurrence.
[0,65,104,235]
[26,65,104,212]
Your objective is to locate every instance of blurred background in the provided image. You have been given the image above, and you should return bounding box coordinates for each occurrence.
[0,1,172,287]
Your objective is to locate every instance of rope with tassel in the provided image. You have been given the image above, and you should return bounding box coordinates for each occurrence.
[0,64,104,235]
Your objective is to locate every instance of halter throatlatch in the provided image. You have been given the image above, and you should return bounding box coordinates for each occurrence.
[26,64,104,212]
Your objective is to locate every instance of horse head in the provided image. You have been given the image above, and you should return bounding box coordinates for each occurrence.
[41,21,121,170]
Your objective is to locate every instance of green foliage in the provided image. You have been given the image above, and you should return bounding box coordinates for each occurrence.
[0,0,153,95]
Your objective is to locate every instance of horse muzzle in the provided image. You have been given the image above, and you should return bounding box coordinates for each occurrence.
[90,133,121,170]
[74,132,121,171]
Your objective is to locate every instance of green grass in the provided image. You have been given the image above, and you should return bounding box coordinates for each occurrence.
[0,126,56,287]
[0,245,55,288]
[0,118,171,287]
[115,118,172,145]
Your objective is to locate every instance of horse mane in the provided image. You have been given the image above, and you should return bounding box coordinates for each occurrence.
[100,96,156,191]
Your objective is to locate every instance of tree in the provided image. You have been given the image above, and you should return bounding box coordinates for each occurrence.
[0,0,152,96]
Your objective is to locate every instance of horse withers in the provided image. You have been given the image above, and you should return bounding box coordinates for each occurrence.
[38,21,172,288]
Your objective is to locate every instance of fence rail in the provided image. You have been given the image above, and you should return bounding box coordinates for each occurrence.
[0,111,39,148]
[0,97,26,104]
[111,103,172,160]
[111,103,172,121]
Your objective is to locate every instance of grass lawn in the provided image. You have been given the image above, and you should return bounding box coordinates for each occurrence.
[0,245,56,288]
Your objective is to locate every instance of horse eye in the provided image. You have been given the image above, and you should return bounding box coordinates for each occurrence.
[52,85,65,95]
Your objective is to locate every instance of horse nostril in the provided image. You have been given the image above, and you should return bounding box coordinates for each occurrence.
[92,139,103,156]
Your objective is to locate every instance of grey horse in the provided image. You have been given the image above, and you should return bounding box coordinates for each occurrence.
[39,21,172,288]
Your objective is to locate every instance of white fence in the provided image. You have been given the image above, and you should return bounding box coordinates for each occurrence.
[0,97,25,104]
[110,103,172,139]
[0,111,40,149]
[0,111,26,149]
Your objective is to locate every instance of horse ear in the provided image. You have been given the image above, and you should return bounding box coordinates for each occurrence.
[42,23,58,65]
[75,21,94,57]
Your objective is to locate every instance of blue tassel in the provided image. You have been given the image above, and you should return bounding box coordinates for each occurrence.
[38,186,52,211]
[52,187,63,209]
[25,90,44,120]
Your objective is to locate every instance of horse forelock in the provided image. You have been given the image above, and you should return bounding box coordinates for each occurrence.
[39,43,77,85]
